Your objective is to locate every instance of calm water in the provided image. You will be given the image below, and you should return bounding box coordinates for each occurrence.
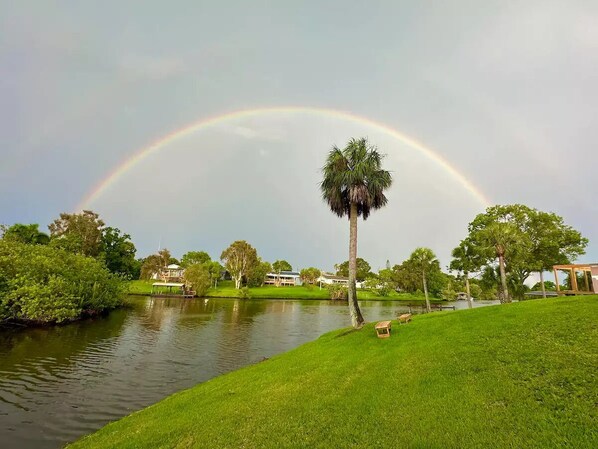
[0,296,493,448]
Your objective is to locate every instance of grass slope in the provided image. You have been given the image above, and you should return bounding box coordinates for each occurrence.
[71,296,597,448]
[128,280,433,301]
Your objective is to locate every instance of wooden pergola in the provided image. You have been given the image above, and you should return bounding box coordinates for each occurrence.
[553,264,598,295]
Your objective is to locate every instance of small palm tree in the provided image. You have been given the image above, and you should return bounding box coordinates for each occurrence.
[321,138,392,328]
[410,247,438,312]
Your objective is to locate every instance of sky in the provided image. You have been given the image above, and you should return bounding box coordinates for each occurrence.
[1,0,597,272]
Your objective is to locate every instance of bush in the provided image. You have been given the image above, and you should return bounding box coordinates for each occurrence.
[183,263,212,297]
[0,240,126,324]
[327,284,348,300]
[238,286,251,299]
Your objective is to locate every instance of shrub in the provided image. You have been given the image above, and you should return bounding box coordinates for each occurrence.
[238,286,251,299]
[327,284,348,300]
[183,263,212,297]
[0,240,125,324]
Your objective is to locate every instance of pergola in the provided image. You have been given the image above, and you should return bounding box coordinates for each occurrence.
[552,264,598,295]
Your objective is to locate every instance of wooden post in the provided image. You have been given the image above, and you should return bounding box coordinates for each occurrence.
[571,268,578,292]
[554,268,560,293]
[584,270,590,292]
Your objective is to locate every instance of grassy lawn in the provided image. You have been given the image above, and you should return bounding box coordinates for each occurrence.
[69,296,597,449]
[127,280,434,302]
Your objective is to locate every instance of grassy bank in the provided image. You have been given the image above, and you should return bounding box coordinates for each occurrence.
[70,296,597,448]
[128,279,435,302]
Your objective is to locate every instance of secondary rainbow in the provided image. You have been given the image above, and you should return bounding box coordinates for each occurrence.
[78,106,491,209]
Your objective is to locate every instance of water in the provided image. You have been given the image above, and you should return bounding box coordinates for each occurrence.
[0,296,494,448]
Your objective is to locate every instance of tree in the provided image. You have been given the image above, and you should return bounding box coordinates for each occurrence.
[101,227,137,277]
[272,260,292,272]
[408,247,440,312]
[1,223,50,245]
[247,259,272,287]
[465,204,587,302]
[221,241,259,289]
[140,248,171,280]
[183,263,212,297]
[48,210,105,257]
[300,267,321,286]
[527,211,587,298]
[321,138,392,328]
[180,251,211,268]
[449,238,481,309]
[207,261,224,287]
[335,258,372,282]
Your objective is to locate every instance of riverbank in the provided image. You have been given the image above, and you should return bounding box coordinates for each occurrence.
[128,279,438,302]
[69,295,597,448]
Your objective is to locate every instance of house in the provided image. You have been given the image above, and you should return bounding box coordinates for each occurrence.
[317,272,364,289]
[152,264,185,283]
[264,271,302,286]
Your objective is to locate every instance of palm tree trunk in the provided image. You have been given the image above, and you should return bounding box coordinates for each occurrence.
[539,271,546,298]
[465,272,473,309]
[498,254,510,303]
[348,203,365,328]
[422,271,431,312]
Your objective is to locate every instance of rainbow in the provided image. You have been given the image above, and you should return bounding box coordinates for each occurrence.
[78,106,490,209]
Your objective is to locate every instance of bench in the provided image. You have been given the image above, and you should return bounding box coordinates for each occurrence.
[398,313,412,324]
[375,320,392,338]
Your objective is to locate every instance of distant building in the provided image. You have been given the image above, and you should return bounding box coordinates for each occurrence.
[265,271,302,286]
[317,272,364,289]
[152,264,185,283]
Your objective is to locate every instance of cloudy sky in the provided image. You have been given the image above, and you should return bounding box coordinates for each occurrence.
[2,1,597,271]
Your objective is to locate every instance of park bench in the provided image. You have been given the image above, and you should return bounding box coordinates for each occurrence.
[375,320,392,338]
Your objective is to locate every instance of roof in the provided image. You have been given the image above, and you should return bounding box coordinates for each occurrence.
[267,271,300,277]
[166,264,181,269]
[152,282,184,287]
[319,273,349,281]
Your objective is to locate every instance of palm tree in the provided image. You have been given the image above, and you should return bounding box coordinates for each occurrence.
[321,138,392,328]
[450,238,480,309]
[410,247,438,312]
[478,222,523,303]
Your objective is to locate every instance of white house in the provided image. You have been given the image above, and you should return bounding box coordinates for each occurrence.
[317,272,364,289]
[264,271,302,286]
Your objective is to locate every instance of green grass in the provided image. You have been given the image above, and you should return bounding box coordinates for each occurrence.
[128,280,434,302]
[70,296,597,449]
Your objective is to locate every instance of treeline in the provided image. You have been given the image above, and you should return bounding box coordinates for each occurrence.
[0,211,133,324]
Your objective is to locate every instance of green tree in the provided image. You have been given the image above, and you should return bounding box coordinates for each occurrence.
[180,251,211,268]
[247,259,272,287]
[1,223,50,245]
[221,241,259,289]
[183,263,212,297]
[449,238,481,309]
[272,260,292,272]
[300,267,321,287]
[207,261,224,287]
[100,227,137,277]
[408,247,440,312]
[527,211,587,298]
[321,138,392,328]
[335,258,372,282]
[140,248,171,280]
[48,210,105,257]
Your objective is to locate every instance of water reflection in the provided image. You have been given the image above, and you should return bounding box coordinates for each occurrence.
[0,296,496,449]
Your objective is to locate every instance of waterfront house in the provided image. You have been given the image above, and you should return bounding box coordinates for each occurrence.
[317,272,364,289]
[264,271,302,286]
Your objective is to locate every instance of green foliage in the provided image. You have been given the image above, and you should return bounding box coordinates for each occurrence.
[326,284,348,300]
[299,267,321,286]
[469,284,482,299]
[335,258,372,281]
[140,249,171,280]
[0,240,125,323]
[441,280,457,301]
[180,251,211,268]
[320,137,392,220]
[531,281,556,291]
[183,264,212,297]
[238,286,250,299]
[272,260,292,272]
[48,210,105,257]
[100,227,137,277]
[246,259,271,288]
[206,261,224,287]
[1,223,50,245]
[221,241,259,289]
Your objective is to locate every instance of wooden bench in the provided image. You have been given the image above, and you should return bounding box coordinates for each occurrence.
[375,320,392,338]
[398,313,412,324]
